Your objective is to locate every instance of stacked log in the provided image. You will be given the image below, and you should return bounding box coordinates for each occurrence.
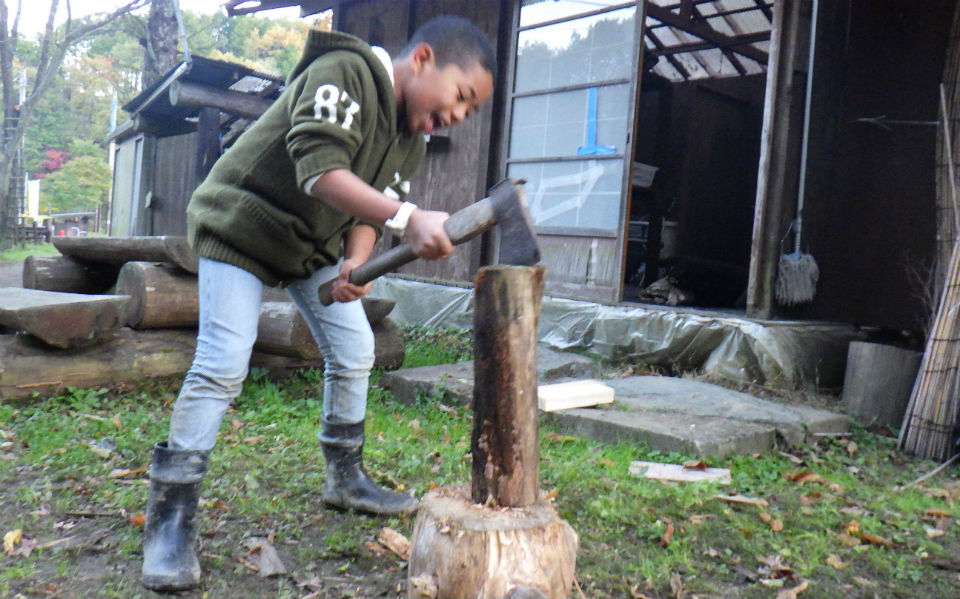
[3,236,405,400]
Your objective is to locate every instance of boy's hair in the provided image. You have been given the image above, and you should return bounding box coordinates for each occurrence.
[400,15,497,80]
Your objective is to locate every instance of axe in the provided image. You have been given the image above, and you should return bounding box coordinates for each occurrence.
[318,180,540,305]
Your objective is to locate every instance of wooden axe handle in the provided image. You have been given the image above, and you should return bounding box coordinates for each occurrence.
[317,197,498,305]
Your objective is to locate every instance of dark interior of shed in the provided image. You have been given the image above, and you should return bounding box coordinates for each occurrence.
[624,66,765,310]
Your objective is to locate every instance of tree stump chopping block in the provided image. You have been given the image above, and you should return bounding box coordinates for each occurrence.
[0,287,130,349]
[408,484,578,599]
[408,265,578,599]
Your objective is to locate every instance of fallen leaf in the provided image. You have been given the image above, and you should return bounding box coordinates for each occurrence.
[776,580,810,599]
[111,415,123,429]
[858,531,895,548]
[759,512,784,532]
[409,419,421,433]
[844,520,860,535]
[629,583,652,599]
[785,470,823,484]
[714,494,769,508]
[682,460,708,470]
[243,436,265,444]
[836,533,861,547]
[826,554,849,570]
[129,512,146,526]
[846,441,858,457]
[758,554,794,580]
[926,527,946,539]
[852,576,876,587]
[669,572,683,599]
[660,518,674,546]
[924,508,951,519]
[596,458,616,467]
[688,514,712,525]
[108,468,143,479]
[230,419,244,431]
[377,527,410,561]
[779,451,805,465]
[3,529,22,555]
[240,537,287,577]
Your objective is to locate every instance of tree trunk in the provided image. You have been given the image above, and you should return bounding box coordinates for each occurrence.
[143,0,181,87]
[471,265,546,508]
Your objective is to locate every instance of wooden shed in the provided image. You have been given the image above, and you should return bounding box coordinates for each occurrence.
[113,0,960,338]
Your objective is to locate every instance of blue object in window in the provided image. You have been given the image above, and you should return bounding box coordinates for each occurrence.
[577,86,616,156]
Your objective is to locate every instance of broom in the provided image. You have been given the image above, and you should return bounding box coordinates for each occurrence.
[776,0,820,307]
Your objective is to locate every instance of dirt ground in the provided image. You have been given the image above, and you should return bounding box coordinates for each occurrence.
[0,261,22,286]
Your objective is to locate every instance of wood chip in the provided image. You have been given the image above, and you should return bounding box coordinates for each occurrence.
[714,494,769,508]
[240,537,287,577]
[377,527,410,561]
[631,461,731,484]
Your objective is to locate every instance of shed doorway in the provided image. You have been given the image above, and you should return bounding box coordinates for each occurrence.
[624,1,771,310]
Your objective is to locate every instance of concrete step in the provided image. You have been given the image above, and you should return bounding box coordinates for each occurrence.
[379,348,848,458]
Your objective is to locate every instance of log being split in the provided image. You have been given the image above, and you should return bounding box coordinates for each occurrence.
[408,265,578,599]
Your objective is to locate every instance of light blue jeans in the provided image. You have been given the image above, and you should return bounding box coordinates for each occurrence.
[168,258,375,451]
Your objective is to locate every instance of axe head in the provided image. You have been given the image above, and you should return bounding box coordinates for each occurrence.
[488,179,541,266]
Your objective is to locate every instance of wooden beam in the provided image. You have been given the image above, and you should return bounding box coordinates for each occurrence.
[52,235,199,273]
[168,80,273,120]
[746,0,807,318]
[0,288,129,349]
[645,4,769,64]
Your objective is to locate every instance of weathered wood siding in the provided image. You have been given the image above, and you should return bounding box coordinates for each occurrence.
[150,133,198,236]
[802,0,955,330]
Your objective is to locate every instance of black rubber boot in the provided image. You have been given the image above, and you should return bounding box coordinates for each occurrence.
[141,442,209,591]
[319,417,418,515]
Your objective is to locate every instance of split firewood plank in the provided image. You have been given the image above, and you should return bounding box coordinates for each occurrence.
[52,235,199,274]
[0,327,196,400]
[0,287,130,349]
[537,379,614,412]
[629,461,732,484]
[22,255,121,294]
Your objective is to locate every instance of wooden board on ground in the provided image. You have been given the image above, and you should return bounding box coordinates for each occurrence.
[0,327,196,400]
[629,461,732,484]
[537,379,614,412]
[0,287,130,349]
[52,235,199,274]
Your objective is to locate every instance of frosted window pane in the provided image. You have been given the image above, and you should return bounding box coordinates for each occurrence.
[508,159,623,230]
[510,84,629,159]
[519,0,629,27]
[515,7,636,93]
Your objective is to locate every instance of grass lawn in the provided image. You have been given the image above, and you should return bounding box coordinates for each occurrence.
[0,327,958,598]
[0,242,59,264]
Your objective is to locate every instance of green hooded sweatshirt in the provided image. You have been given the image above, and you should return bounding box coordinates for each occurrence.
[186,30,426,286]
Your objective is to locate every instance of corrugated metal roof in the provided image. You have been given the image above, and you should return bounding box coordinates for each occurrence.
[645,0,773,81]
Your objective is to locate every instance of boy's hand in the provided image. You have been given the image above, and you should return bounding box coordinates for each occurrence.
[332,257,373,303]
[405,208,454,259]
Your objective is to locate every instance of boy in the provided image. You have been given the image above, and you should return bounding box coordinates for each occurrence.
[142,15,496,591]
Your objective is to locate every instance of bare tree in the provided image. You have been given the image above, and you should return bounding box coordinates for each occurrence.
[0,0,150,247]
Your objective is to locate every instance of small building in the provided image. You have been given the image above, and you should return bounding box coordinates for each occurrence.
[109,0,960,343]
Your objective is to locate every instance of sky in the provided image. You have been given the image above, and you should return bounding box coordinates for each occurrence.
[14,0,301,36]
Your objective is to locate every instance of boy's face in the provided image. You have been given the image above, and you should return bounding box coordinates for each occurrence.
[402,45,494,134]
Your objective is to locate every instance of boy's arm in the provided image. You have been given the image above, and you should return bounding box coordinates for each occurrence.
[331,224,377,303]
[309,168,454,260]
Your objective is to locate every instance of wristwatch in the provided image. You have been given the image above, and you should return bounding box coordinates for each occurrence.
[385,201,417,235]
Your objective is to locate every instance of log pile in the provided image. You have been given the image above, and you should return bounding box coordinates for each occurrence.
[2,236,404,400]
